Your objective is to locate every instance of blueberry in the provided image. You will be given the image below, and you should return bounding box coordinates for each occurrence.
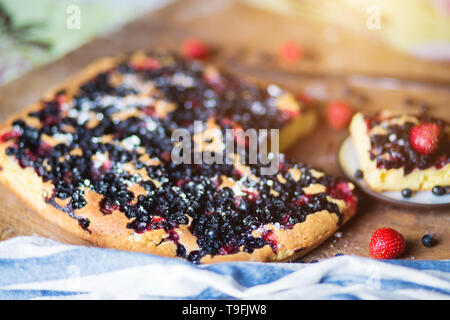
[5,147,16,156]
[354,169,364,179]
[206,229,216,239]
[421,234,434,247]
[78,218,90,231]
[335,253,344,257]
[176,244,187,258]
[12,119,26,129]
[432,186,446,196]
[187,251,201,264]
[401,188,412,198]
[71,197,87,210]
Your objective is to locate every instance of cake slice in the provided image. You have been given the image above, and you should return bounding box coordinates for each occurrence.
[350,111,450,192]
[0,51,356,263]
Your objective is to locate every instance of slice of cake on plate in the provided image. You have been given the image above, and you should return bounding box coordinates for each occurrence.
[350,110,449,192]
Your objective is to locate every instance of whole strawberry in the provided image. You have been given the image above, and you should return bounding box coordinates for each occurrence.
[369,228,405,259]
[326,100,354,129]
[279,41,303,63]
[410,123,442,155]
[181,38,209,60]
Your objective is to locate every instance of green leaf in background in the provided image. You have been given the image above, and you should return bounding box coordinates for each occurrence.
[0,0,169,85]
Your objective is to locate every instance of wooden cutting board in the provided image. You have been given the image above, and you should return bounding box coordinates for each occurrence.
[0,0,448,261]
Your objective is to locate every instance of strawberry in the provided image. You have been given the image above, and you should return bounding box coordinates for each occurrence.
[279,41,303,62]
[0,130,21,143]
[369,228,405,259]
[181,38,209,60]
[55,93,67,105]
[409,123,442,155]
[242,189,258,203]
[262,230,279,251]
[328,181,357,211]
[295,194,311,206]
[326,100,353,129]
[219,244,237,255]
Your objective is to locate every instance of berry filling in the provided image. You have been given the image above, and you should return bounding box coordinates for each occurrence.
[365,113,449,174]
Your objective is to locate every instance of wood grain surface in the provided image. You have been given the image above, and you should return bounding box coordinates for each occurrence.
[0,0,448,261]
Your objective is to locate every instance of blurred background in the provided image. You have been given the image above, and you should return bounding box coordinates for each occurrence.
[0,0,168,85]
[1,0,449,86]
[250,0,450,60]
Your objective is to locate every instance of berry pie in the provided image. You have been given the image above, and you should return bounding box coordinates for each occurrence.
[0,51,357,263]
[350,111,450,192]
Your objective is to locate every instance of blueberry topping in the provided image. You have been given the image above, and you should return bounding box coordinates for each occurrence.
[176,244,187,258]
[365,113,449,175]
[187,250,201,264]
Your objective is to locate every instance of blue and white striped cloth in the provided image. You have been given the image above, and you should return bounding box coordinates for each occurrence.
[0,236,448,299]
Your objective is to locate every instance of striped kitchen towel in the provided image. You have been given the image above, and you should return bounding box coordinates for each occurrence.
[0,236,448,300]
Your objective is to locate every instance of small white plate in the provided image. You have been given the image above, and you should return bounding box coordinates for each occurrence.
[338,136,450,209]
